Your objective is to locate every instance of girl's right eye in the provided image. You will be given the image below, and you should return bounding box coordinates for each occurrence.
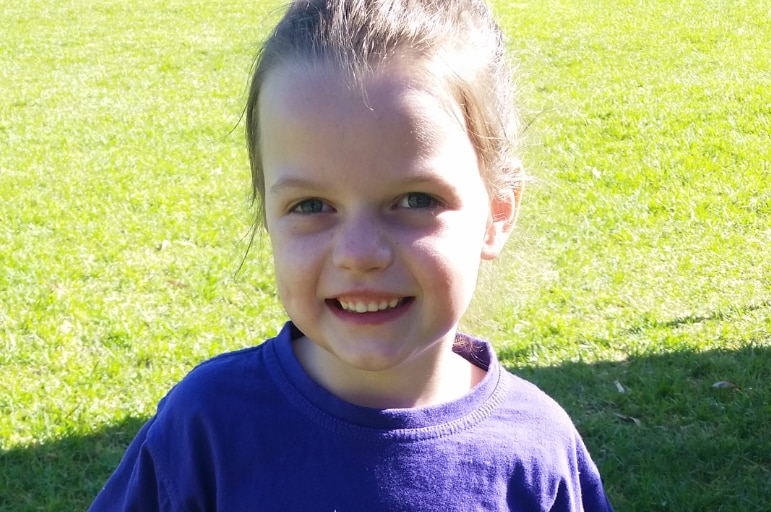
[396,192,440,210]
[291,198,327,214]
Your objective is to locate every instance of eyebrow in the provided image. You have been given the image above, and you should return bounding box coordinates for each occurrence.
[268,176,326,195]
[268,168,457,195]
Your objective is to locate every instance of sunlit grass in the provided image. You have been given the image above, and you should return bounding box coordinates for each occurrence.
[0,0,286,452]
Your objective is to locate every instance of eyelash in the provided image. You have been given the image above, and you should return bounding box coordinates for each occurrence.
[397,192,441,210]
[289,192,442,215]
[290,198,329,214]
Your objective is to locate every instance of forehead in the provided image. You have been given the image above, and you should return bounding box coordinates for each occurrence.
[258,59,468,146]
[257,60,484,201]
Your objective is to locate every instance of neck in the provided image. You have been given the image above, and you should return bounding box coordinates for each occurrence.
[292,335,485,409]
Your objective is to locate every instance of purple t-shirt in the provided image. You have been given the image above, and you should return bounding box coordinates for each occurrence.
[90,322,613,511]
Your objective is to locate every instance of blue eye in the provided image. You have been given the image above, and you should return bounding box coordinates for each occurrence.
[292,199,326,214]
[398,193,438,209]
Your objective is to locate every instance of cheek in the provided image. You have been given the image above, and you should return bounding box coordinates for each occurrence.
[271,254,294,305]
[434,210,490,257]
[270,237,302,292]
[270,231,324,297]
[412,231,482,286]
[436,216,488,284]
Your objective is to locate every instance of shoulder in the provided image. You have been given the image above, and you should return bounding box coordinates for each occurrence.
[475,365,593,472]
[496,369,579,439]
[456,334,578,438]
[491,368,614,510]
[500,370,574,420]
[88,345,273,510]
[144,322,302,439]
[151,339,287,432]
[177,344,267,392]
[136,342,282,499]
[456,335,580,443]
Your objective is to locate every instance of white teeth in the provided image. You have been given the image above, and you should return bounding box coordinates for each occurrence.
[339,299,401,313]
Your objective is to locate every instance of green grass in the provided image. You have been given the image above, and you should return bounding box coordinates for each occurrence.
[1,0,769,510]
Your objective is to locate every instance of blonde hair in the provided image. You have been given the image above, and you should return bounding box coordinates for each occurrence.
[246,0,524,227]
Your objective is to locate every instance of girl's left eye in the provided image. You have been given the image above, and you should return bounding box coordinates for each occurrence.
[397,192,439,209]
[291,198,327,214]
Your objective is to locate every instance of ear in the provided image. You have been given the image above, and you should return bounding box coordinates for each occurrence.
[481,184,522,261]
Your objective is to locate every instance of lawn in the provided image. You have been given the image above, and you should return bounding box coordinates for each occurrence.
[1,0,769,510]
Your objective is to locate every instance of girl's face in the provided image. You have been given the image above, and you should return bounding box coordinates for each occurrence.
[259,62,515,393]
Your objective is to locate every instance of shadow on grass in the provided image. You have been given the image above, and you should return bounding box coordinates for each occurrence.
[504,342,771,512]
[0,416,147,511]
[2,345,770,511]
[626,300,771,333]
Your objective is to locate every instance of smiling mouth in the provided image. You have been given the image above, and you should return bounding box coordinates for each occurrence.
[333,297,411,313]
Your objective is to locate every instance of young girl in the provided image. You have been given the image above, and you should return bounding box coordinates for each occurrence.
[91,0,613,510]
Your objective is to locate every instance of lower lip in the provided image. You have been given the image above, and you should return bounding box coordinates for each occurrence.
[326,298,413,325]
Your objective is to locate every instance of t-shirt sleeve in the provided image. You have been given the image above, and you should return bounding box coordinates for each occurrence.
[577,436,614,511]
[555,430,614,512]
[88,417,173,512]
[503,372,614,511]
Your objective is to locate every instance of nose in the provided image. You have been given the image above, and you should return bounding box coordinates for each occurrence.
[332,211,393,273]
